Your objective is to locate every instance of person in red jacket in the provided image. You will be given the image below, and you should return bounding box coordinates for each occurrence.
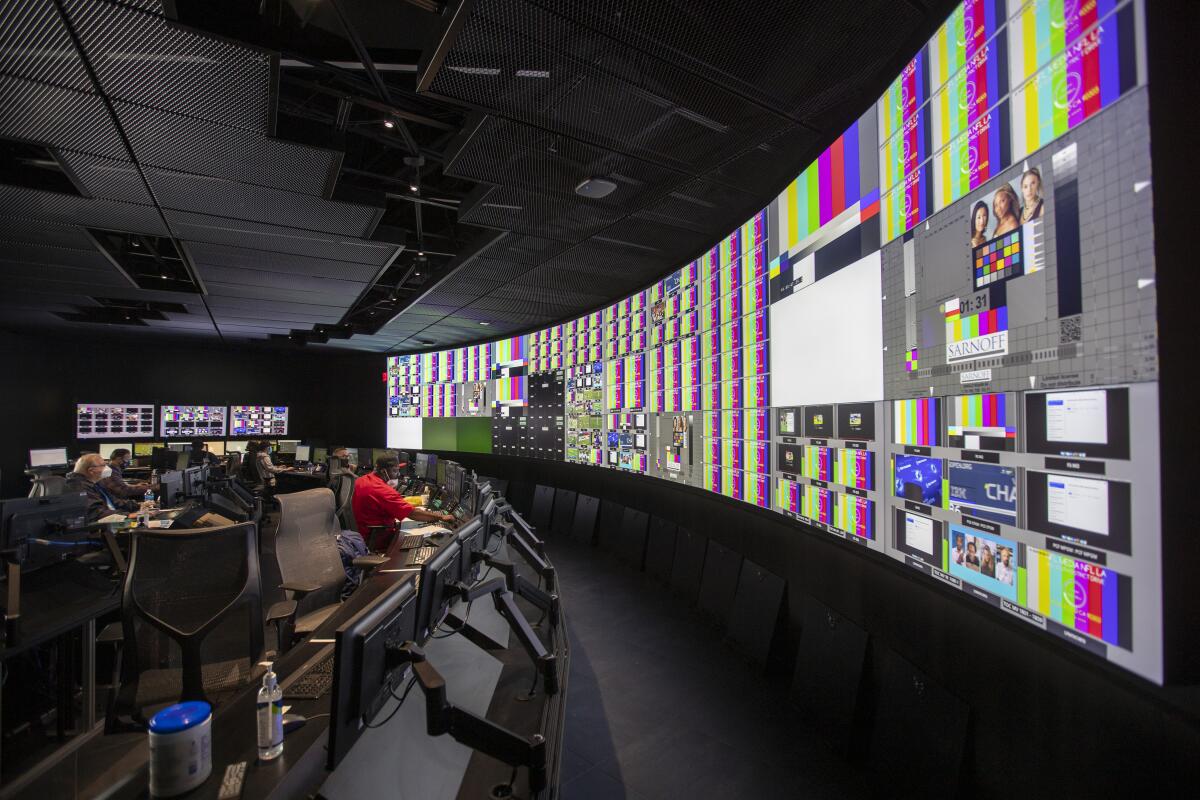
[352,455,454,550]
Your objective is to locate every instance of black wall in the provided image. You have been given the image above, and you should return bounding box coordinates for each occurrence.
[0,329,386,498]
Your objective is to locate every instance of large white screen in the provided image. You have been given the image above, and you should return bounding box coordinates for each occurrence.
[769,251,884,406]
[387,417,423,450]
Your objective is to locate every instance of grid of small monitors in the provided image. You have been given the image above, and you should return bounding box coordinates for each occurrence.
[160,405,226,438]
[76,403,155,438]
[230,405,288,437]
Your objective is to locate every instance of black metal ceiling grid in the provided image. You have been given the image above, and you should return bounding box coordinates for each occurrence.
[458,183,628,242]
[64,0,272,132]
[426,0,796,174]
[114,101,340,196]
[54,149,156,204]
[144,167,380,238]
[184,242,384,283]
[0,183,168,234]
[0,0,91,89]
[0,74,127,159]
[0,218,97,250]
[165,212,400,266]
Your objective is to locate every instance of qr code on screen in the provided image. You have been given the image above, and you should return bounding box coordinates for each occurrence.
[1059,315,1082,344]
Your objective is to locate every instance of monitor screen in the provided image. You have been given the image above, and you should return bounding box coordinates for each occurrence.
[893,455,943,506]
[1024,388,1130,460]
[312,446,328,464]
[160,405,227,438]
[225,440,248,454]
[295,445,311,462]
[893,508,943,567]
[946,393,1017,451]
[804,405,834,438]
[776,407,801,437]
[133,442,163,456]
[29,448,69,468]
[203,440,226,456]
[836,402,876,440]
[76,403,155,439]
[276,440,299,454]
[946,461,1016,525]
[98,442,133,459]
[1026,471,1132,555]
[229,405,288,437]
[947,525,1018,602]
[424,453,438,482]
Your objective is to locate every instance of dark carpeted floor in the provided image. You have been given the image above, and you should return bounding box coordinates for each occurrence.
[548,537,870,800]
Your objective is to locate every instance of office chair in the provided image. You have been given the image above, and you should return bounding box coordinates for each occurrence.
[97,523,285,731]
[27,474,65,497]
[273,489,385,651]
[331,472,356,530]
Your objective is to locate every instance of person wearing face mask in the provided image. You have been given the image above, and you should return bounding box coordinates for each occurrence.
[100,448,151,500]
[351,456,454,550]
[65,453,156,521]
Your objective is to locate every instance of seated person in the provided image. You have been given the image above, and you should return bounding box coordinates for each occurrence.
[254,441,294,487]
[352,456,454,551]
[101,448,151,500]
[65,453,155,522]
[188,439,220,467]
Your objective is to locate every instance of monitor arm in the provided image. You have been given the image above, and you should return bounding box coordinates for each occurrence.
[385,643,548,794]
[2,551,20,645]
[446,577,558,696]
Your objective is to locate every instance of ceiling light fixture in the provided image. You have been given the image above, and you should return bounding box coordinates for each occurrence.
[417,251,424,256]
[479,321,490,326]
[383,119,395,129]
[575,176,618,199]
[409,184,418,192]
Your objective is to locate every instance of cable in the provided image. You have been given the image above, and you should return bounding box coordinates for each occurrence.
[362,674,418,729]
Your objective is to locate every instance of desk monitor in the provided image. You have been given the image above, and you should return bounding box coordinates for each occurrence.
[327,578,419,770]
[29,448,69,469]
[1,493,90,570]
[166,442,189,452]
[76,403,156,439]
[416,540,463,643]
[424,453,438,482]
[276,439,299,454]
[229,405,288,437]
[182,466,207,498]
[160,405,227,438]
[436,458,447,488]
[295,445,311,462]
[133,442,163,457]
[414,453,430,482]
[225,440,248,454]
[454,518,485,585]
[204,441,226,456]
[157,470,184,506]
[461,474,478,517]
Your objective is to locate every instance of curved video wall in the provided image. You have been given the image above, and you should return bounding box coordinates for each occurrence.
[387,0,1163,682]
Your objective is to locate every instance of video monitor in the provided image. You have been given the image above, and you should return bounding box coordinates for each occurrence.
[619,432,633,448]
[607,450,618,465]
[436,459,447,487]
[946,392,1017,451]
[312,446,328,464]
[327,578,418,770]
[804,405,834,438]
[133,442,162,456]
[1024,388,1130,460]
[416,541,463,643]
[414,453,430,480]
[28,448,69,469]
[225,440,248,454]
[295,445,311,462]
[1024,547,1132,650]
[606,431,620,448]
[946,525,1018,602]
[424,453,438,482]
[204,441,226,456]
[76,403,155,438]
[98,442,133,459]
[777,443,803,475]
[276,440,299,454]
[777,407,801,437]
[160,405,227,438]
[893,508,943,568]
[1026,471,1132,555]
[893,455,943,506]
[946,461,1017,526]
[230,405,288,437]
[634,433,647,449]
[893,397,940,447]
[634,413,647,428]
[836,403,875,440]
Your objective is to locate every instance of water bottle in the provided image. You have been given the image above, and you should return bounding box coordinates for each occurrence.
[144,487,156,505]
[140,487,156,527]
[256,664,283,760]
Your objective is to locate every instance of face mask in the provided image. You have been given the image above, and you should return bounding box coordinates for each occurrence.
[101,466,113,479]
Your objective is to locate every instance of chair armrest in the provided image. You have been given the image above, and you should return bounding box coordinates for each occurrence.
[97,621,124,644]
[266,599,298,623]
[279,581,321,599]
[266,599,299,656]
[351,554,389,573]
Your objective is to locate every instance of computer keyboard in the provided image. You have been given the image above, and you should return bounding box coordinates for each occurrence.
[411,545,437,565]
[282,652,335,700]
[398,533,427,550]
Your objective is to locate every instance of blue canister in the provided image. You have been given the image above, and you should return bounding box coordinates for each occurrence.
[148,701,213,797]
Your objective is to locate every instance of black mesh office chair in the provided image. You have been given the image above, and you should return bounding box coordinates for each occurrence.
[28,474,65,497]
[98,523,280,731]
[274,489,384,651]
[332,472,357,530]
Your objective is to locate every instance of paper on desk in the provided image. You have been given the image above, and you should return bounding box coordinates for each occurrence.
[405,525,449,537]
[98,514,126,524]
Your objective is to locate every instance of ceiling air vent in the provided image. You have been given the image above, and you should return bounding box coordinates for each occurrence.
[86,229,202,294]
[0,138,84,196]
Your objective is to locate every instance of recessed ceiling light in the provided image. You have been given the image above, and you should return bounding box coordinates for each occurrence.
[409,185,418,192]
[414,271,421,276]
[417,251,424,256]
[479,321,490,326]
[383,119,395,129]
[160,274,167,278]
